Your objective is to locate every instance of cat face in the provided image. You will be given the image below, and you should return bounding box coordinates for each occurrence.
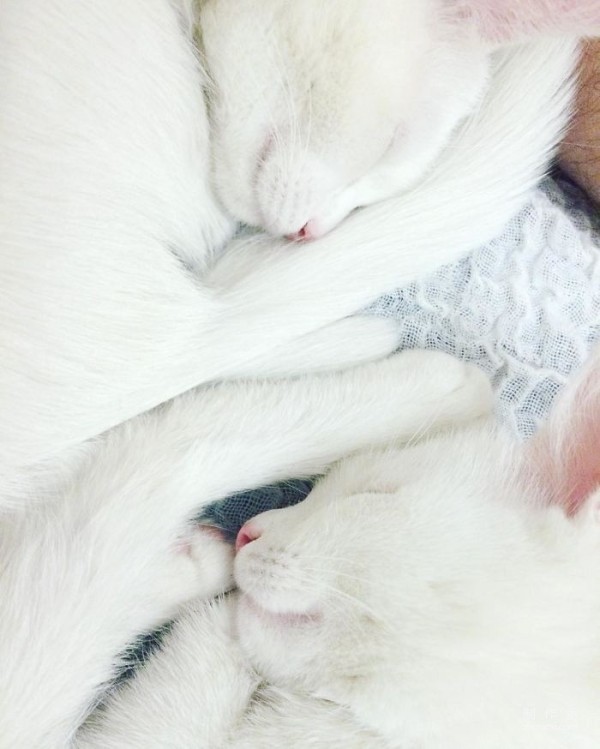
[234,418,600,740]
[234,427,522,691]
[200,0,489,238]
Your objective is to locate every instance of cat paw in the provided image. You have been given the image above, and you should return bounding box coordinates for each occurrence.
[396,350,493,423]
[375,349,493,433]
[442,358,493,421]
[157,524,235,610]
[181,524,235,599]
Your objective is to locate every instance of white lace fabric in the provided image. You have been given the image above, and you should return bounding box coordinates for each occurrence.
[369,175,600,437]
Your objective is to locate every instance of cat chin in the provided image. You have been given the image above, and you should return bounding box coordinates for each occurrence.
[238,592,323,630]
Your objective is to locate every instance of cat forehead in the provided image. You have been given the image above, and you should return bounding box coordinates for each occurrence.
[328,428,508,503]
[202,0,433,39]
[201,0,435,86]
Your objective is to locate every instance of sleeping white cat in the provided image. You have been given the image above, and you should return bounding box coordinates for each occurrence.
[0,350,491,747]
[0,0,591,482]
[78,348,600,749]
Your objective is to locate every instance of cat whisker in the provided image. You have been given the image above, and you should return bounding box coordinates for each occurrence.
[272,568,395,631]
[299,565,377,589]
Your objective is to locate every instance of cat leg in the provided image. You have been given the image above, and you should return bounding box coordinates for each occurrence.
[231,315,400,379]
[0,315,400,511]
[76,596,254,749]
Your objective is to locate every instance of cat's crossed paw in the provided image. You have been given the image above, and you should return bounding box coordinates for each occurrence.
[362,349,493,442]
[393,349,493,425]
[158,524,235,612]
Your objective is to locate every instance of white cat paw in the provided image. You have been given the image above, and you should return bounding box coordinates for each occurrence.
[372,349,493,436]
[442,359,494,421]
[397,350,493,423]
[156,525,235,611]
[182,524,235,599]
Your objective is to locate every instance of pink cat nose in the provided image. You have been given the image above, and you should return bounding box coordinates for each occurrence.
[235,522,262,552]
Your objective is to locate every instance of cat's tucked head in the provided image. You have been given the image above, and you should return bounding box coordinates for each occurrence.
[200,0,488,238]
[200,0,598,240]
[234,349,600,743]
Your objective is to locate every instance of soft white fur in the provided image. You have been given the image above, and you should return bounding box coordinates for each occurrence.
[76,350,600,749]
[0,351,491,747]
[0,0,583,483]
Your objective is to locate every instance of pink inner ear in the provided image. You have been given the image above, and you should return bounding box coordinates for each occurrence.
[524,360,600,515]
[453,1,600,45]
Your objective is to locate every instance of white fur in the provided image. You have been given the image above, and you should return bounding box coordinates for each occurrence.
[77,350,600,749]
[0,351,490,747]
[0,0,580,483]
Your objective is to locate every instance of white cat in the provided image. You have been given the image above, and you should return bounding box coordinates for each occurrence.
[0,350,491,747]
[0,0,589,482]
[77,348,600,749]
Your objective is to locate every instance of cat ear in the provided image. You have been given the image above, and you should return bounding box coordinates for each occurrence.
[522,347,600,517]
[447,1,600,47]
